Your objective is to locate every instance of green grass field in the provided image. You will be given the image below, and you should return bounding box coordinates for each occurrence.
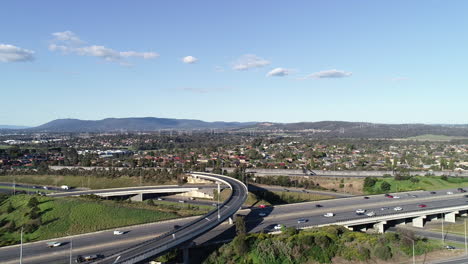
[0,194,205,245]
[0,185,54,193]
[429,216,468,236]
[365,176,468,194]
[404,134,468,141]
[0,174,176,189]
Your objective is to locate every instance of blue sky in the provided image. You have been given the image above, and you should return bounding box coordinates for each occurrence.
[1,1,467,126]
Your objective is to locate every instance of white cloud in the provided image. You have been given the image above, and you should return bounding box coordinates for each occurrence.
[303,69,352,79]
[177,87,209,93]
[0,44,35,63]
[233,54,270,71]
[266,67,290,77]
[51,31,83,44]
[182,56,198,64]
[49,31,159,65]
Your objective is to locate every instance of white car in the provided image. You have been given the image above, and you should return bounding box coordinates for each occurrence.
[355,209,366,215]
[113,230,124,235]
[324,212,335,217]
[393,196,400,199]
[273,224,283,230]
[380,207,389,211]
[394,207,403,211]
[46,242,61,248]
[157,198,164,201]
[178,200,185,203]
[447,191,454,195]
[366,211,376,217]
[258,212,267,217]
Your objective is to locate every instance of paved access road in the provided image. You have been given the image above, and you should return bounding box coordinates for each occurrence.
[1,187,467,264]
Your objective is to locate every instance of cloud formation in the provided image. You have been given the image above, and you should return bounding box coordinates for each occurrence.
[182,56,198,64]
[177,87,209,93]
[303,69,352,79]
[0,44,35,63]
[233,54,270,70]
[266,67,290,77]
[49,31,159,65]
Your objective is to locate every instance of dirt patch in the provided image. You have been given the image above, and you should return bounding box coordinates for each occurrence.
[289,176,364,195]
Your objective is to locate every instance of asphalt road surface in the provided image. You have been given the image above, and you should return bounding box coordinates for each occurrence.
[2,187,467,264]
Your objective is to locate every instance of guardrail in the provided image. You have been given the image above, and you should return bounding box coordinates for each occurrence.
[95,172,247,264]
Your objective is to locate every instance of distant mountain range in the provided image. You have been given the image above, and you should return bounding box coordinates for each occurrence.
[0,125,30,129]
[1,118,467,138]
[29,117,256,132]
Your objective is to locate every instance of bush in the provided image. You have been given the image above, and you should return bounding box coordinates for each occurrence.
[381,182,391,192]
[6,202,14,213]
[364,177,377,188]
[374,245,392,260]
[441,175,448,181]
[27,197,39,208]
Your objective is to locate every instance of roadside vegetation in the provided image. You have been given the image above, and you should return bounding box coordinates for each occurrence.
[204,225,452,264]
[0,194,208,246]
[428,216,468,236]
[363,175,468,194]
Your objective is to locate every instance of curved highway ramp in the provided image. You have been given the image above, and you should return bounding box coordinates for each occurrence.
[94,172,247,264]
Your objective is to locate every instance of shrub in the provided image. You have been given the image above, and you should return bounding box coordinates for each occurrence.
[381,182,391,192]
[27,197,39,208]
[364,177,377,188]
[6,202,14,213]
[374,245,392,260]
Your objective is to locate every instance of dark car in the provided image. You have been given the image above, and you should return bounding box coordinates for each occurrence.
[363,196,370,199]
[430,191,436,194]
[315,204,322,208]
[76,255,99,263]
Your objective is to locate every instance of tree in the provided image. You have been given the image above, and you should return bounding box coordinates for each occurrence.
[6,202,14,213]
[381,181,391,192]
[27,197,39,208]
[235,215,246,236]
[364,177,377,188]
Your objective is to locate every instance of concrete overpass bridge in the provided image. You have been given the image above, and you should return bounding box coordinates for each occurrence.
[47,184,217,201]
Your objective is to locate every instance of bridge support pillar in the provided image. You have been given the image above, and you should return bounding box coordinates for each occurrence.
[183,247,190,264]
[412,216,426,228]
[228,217,233,225]
[445,211,458,223]
[374,221,387,233]
[130,193,143,202]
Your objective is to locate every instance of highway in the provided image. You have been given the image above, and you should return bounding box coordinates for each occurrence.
[2,186,468,263]
[95,172,247,263]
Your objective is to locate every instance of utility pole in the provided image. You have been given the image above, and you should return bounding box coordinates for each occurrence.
[412,239,415,264]
[20,227,23,264]
[13,178,16,195]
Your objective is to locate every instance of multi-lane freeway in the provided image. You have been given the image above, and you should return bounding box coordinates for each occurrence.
[2,184,468,264]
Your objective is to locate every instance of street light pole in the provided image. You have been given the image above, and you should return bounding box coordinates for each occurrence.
[69,236,73,264]
[442,213,445,244]
[217,182,220,221]
[465,218,467,255]
[412,240,415,264]
[20,227,23,264]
